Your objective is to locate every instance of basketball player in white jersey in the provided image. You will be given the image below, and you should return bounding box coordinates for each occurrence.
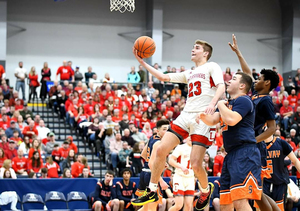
[168,137,195,211]
[131,40,225,210]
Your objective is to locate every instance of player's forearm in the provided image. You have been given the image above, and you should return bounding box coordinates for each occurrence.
[233,48,252,77]
[142,62,170,82]
[201,114,219,126]
[218,103,241,126]
[168,158,181,169]
[210,84,225,106]
[256,122,276,143]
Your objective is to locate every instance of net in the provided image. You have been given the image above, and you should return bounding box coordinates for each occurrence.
[110,0,135,13]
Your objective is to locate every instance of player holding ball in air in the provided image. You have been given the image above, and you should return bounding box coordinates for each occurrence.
[131,38,225,210]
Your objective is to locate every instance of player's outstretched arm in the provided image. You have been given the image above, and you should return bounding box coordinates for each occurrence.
[197,112,220,126]
[205,83,225,115]
[228,34,252,79]
[132,48,170,82]
[287,151,300,173]
[217,100,242,126]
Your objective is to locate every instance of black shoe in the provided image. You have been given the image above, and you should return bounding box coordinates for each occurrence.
[195,182,214,210]
[131,188,158,206]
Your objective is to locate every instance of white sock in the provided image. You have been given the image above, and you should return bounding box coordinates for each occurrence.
[200,185,209,193]
[149,182,158,192]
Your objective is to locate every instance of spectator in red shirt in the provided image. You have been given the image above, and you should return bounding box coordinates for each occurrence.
[286,134,297,152]
[14,98,24,111]
[12,148,28,176]
[71,155,90,178]
[0,134,9,151]
[4,140,17,160]
[27,151,43,173]
[9,91,24,107]
[287,89,297,109]
[75,106,88,125]
[112,109,122,123]
[23,120,38,139]
[59,141,71,159]
[28,67,40,103]
[0,64,5,80]
[213,148,226,177]
[0,114,10,130]
[280,100,294,131]
[28,138,42,159]
[66,136,78,154]
[84,96,95,116]
[56,60,74,82]
[0,148,7,168]
[45,156,60,178]
[51,144,61,165]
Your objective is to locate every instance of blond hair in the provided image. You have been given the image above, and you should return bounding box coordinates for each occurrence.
[195,40,213,60]
[3,159,11,169]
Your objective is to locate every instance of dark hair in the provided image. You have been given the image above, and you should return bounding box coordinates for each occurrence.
[260,69,280,91]
[28,172,36,178]
[156,119,170,129]
[105,170,115,177]
[41,167,48,174]
[62,168,71,178]
[3,169,11,178]
[31,151,42,168]
[121,168,133,177]
[236,72,253,93]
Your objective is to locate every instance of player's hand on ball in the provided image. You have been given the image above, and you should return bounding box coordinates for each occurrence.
[228,34,239,53]
[132,47,144,64]
[159,180,169,190]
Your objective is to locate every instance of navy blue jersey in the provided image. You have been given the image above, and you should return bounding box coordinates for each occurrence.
[143,135,161,169]
[252,94,275,136]
[265,137,293,185]
[220,95,256,152]
[92,180,115,206]
[116,180,137,203]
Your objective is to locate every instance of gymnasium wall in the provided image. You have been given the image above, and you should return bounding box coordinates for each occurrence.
[6,0,281,88]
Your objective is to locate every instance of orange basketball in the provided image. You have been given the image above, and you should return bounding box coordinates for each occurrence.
[134,36,156,59]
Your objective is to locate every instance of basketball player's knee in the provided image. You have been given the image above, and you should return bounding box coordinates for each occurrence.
[191,161,202,173]
[119,200,125,206]
[112,199,119,206]
[156,145,167,158]
[212,198,220,206]
[233,199,248,209]
[94,201,102,209]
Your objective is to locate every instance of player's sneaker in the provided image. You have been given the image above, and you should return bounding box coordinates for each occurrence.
[135,189,145,197]
[131,188,158,206]
[194,182,214,210]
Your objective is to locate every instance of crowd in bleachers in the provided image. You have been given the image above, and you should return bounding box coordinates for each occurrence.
[0,62,300,185]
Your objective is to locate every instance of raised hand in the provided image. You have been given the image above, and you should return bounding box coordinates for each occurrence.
[132,47,145,65]
[228,34,239,53]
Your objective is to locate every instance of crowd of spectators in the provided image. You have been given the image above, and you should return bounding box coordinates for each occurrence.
[0,62,300,184]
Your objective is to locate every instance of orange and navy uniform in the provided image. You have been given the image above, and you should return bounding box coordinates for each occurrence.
[251,93,275,180]
[136,135,160,196]
[219,96,262,205]
[89,180,116,209]
[116,180,137,208]
[264,137,293,211]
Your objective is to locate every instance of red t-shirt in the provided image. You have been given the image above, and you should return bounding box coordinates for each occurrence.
[28,148,41,159]
[23,126,39,138]
[71,162,84,178]
[84,103,95,116]
[58,148,70,159]
[69,142,78,154]
[27,159,43,173]
[51,149,61,158]
[45,162,60,178]
[4,148,18,160]
[29,74,39,87]
[56,66,74,80]
[287,95,297,107]
[0,65,5,79]
[0,121,10,130]
[280,106,293,117]
[0,157,7,168]
[12,156,28,172]
[213,155,224,176]
[15,105,24,111]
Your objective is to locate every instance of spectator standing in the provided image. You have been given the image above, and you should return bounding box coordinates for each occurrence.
[0,159,17,179]
[56,61,74,82]
[0,64,5,81]
[14,61,27,100]
[127,66,141,84]
[40,62,51,100]
[84,66,95,85]
[252,68,259,80]
[223,67,233,86]
[74,66,84,82]
[127,142,143,176]
[28,66,40,103]
[280,100,294,132]
[138,65,146,84]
